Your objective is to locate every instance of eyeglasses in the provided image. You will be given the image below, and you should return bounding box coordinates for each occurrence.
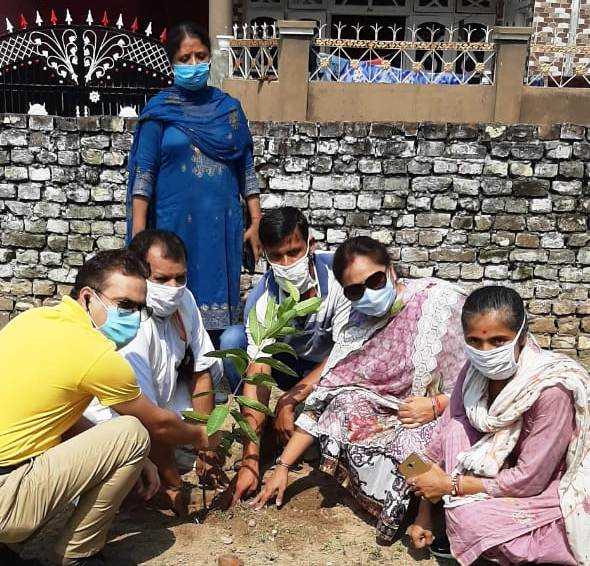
[343,271,388,302]
[94,291,153,322]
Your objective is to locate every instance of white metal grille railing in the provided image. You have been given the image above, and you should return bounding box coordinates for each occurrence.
[527,27,590,88]
[225,23,279,80]
[310,23,496,85]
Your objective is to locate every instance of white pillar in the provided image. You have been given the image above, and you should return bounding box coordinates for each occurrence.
[565,0,581,75]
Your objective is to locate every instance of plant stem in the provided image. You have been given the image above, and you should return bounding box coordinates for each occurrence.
[230,342,264,397]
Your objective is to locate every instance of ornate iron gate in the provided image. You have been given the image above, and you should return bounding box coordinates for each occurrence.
[0,10,173,116]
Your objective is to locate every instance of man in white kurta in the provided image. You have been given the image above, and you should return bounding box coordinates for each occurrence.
[87,290,221,422]
[85,229,222,515]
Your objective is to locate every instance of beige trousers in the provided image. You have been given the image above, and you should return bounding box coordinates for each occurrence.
[0,416,150,562]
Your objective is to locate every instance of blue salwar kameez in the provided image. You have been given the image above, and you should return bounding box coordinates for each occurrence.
[126,86,259,330]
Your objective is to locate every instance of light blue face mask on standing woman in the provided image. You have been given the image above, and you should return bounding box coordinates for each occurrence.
[173,62,210,91]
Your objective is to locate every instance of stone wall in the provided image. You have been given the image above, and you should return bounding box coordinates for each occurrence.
[0,115,588,366]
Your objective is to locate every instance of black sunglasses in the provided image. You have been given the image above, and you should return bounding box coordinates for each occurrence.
[343,271,388,302]
[94,290,153,322]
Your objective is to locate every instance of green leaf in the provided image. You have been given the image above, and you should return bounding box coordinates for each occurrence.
[254,356,298,377]
[293,296,322,317]
[227,354,248,377]
[265,310,299,339]
[390,298,405,317]
[277,296,296,318]
[230,410,259,444]
[248,307,264,346]
[277,326,298,337]
[243,372,278,388]
[264,296,278,328]
[205,349,249,362]
[181,410,209,423]
[236,395,275,416]
[206,404,230,436]
[192,390,214,398]
[217,430,236,456]
[283,280,300,303]
[262,342,297,357]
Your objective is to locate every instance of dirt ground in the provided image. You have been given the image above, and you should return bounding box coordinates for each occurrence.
[17,386,451,566]
[19,455,444,566]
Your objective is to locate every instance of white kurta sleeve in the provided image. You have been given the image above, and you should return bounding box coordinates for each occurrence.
[121,321,159,405]
[183,291,222,380]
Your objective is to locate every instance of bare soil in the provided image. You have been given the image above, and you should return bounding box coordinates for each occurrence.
[19,457,443,566]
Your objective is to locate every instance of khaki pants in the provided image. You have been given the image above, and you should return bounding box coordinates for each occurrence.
[0,416,150,562]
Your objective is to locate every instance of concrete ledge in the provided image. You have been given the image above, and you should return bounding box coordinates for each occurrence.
[278,20,316,37]
[493,26,532,43]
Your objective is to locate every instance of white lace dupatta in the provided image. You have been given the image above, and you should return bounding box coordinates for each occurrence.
[454,340,590,565]
[319,278,465,396]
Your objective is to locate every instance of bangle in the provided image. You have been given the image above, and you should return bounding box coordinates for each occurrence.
[435,395,444,416]
[457,474,464,497]
[431,397,438,420]
[275,457,291,471]
[450,472,459,496]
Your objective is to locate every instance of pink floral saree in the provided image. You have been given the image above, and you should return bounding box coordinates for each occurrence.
[296,278,466,541]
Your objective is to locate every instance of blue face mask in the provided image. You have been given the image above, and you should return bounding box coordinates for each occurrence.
[93,292,141,349]
[173,62,210,91]
[352,279,397,318]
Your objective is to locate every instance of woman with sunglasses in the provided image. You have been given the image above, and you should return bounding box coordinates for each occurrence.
[251,236,467,543]
[406,286,589,565]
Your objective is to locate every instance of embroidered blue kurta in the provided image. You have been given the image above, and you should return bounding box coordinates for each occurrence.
[127,86,259,330]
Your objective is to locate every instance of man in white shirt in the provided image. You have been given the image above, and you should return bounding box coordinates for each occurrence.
[221,207,351,505]
[85,230,222,515]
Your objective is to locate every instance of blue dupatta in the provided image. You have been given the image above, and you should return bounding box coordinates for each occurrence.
[126,85,253,239]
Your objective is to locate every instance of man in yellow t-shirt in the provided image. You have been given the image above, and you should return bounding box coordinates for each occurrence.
[0,249,212,566]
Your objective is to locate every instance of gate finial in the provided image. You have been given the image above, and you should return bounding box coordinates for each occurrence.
[116,14,124,29]
[50,9,58,25]
[159,28,167,43]
[19,14,28,30]
[65,9,72,25]
[145,22,152,37]
[86,10,93,26]
[131,17,139,33]
[101,11,109,27]
[35,11,43,26]
[5,18,13,33]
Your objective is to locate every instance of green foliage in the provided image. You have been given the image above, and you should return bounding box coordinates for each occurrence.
[206,404,230,436]
[254,356,298,377]
[181,409,209,423]
[236,395,275,416]
[262,342,297,357]
[231,410,258,444]
[181,286,322,451]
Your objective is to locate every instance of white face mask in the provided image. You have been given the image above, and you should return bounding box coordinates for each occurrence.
[146,280,186,318]
[268,243,316,295]
[464,317,527,381]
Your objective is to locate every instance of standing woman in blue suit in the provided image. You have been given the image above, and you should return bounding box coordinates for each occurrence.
[127,22,262,335]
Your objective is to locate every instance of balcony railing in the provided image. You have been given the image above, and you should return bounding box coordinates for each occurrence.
[310,23,495,85]
[527,27,590,88]
[226,23,279,81]
[223,22,496,85]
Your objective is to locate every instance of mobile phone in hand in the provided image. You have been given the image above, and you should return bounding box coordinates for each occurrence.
[399,452,432,480]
